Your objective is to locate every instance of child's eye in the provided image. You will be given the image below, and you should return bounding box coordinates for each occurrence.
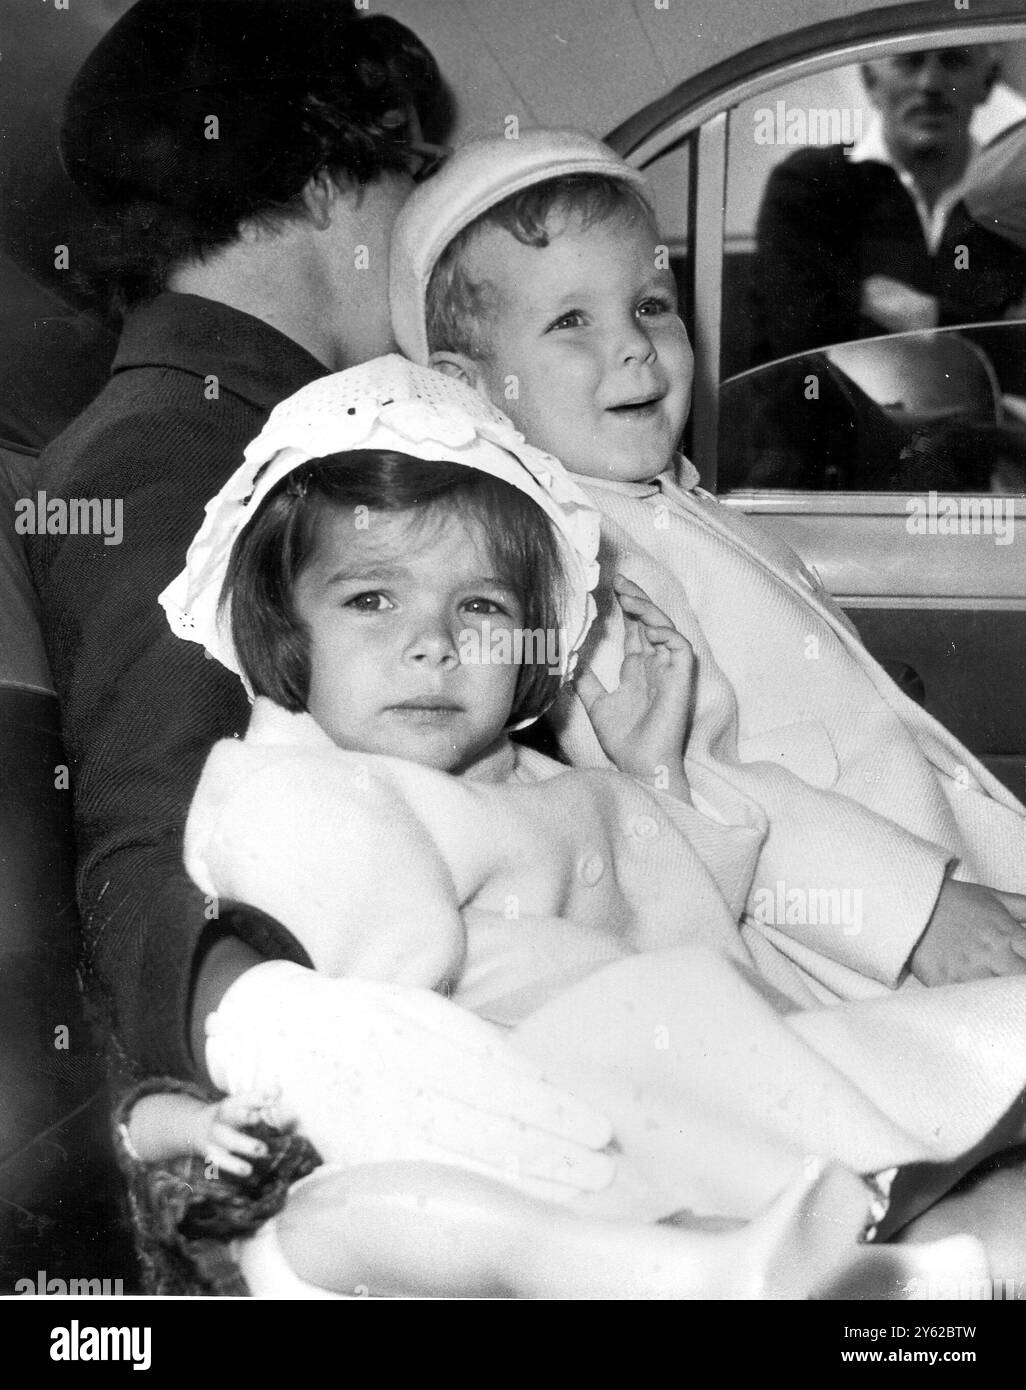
[344,591,392,612]
[462,597,508,617]
[546,310,585,332]
[637,296,675,318]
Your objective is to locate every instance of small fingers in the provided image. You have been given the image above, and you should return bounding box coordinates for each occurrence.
[613,574,660,607]
[216,1090,281,1128]
[643,624,691,652]
[210,1120,269,1157]
[994,946,1026,975]
[622,611,646,657]
[962,931,1026,977]
[614,576,675,629]
[204,1145,255,1180]
[574,665,610,712]
[994,888,1026,921]
[615,588,687,658]
[668,640,696,679]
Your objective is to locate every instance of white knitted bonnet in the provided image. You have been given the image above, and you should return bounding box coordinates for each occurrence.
[390,128,652,365]
[159,354,600,695]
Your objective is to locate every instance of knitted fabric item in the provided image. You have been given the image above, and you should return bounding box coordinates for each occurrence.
[389,130,651,365]
[160,354,600,690]
[552,472,1026,998]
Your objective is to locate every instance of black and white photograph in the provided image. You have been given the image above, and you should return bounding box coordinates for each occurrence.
[3,0,1026,1345]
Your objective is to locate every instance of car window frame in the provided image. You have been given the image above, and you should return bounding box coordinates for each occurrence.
[605,8,1026,498]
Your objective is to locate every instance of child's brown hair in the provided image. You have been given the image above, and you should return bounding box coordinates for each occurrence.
[425,173,655,361]
[222,449,567,727]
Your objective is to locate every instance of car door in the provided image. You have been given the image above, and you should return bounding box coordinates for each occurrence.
[608,8,1026,797]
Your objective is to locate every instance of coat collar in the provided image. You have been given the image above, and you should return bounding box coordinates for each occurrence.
[848,117,981,254]
[112,292,327,409]
[574,454,701,499]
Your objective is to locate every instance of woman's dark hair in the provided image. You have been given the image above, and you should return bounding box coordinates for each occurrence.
[63,9,453,310]
[222,450,568,728]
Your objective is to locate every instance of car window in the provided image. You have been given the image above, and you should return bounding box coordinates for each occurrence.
[719,323,1026,493]
[640,137,693,334]
[716,39,1026,493]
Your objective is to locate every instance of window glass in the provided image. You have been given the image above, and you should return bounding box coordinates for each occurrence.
[641,138,693,332]
[719,324,1026,492]
[717,40,1026,492]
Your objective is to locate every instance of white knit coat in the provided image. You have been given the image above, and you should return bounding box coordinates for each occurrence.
[550,467,1026,1003]
[186,700,1026,1224]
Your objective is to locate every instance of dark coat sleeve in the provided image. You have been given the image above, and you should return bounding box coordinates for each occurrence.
[750,150,1026,368]
[933,202,1026,327]
[29,378,311,1080]
[749,147,864,364]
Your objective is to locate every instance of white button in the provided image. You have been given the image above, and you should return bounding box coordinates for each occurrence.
[630,815,660,841]
[576,852,605,885]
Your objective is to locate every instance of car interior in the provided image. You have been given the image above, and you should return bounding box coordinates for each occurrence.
[618,20,1026,803]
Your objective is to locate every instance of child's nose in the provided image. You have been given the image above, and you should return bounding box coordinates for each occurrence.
[620,320,657,365]
[404,617,460,669]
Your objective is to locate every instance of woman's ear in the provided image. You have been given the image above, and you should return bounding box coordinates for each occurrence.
[300,170,344,232]
[429,351,485,390]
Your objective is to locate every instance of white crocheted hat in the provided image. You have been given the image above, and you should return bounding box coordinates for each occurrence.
[159,354,600,695]
[390,128,652,365]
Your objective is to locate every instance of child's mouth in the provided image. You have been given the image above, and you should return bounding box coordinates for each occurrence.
[606,394,663,417]
[387,699,462,723]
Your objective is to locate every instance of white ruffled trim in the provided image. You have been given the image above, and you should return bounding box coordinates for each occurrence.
[159,356,600,695]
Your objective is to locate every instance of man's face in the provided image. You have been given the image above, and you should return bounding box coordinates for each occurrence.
[295,505,523,774]
[464,209,694,484]
[863,47,996,162]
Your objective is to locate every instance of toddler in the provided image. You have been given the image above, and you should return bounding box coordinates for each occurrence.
[390,129,1026,1005]
[128,357,1026,1297]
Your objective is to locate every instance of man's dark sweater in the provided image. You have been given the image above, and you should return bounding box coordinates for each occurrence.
[28,293,325,1078]
[749,145,1026,365]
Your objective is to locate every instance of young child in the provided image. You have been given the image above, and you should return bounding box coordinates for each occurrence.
[138,356,1026,1297]
[389,128,1026,1005]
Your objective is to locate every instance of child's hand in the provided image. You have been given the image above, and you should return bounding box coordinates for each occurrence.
[910,879,1026,985]
[193,1090,294,1179]
[575,575,694,797]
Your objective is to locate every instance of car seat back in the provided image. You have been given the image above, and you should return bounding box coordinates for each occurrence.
[0,440,135,1290]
